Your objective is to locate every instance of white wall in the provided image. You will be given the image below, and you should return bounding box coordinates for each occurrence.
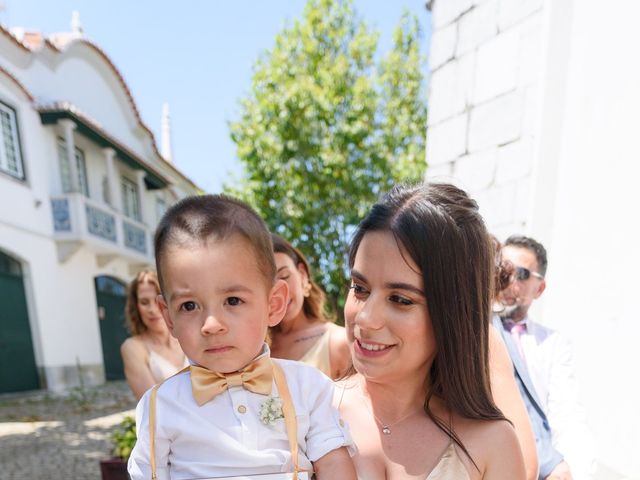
[427,0,639,476]
[19,48,143,156]
[533,0,640,475]
[426,0,546,239]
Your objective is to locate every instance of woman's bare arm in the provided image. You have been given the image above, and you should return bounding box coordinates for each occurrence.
[313,446,356,480]
[489,325,539,480]
[483,420,527,480]
[121,337,156,400]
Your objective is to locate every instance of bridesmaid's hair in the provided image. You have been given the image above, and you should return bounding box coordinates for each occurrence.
[125,270,161,335]
[490,234,515,299]
[271,233,333,323]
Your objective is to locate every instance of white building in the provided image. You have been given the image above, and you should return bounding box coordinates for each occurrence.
[426,0,639,478]
[0,15,199,393]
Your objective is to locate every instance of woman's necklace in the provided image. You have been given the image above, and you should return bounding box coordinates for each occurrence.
[360,391,423,435]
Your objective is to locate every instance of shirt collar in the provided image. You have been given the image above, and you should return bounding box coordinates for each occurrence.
[502,316,529,330]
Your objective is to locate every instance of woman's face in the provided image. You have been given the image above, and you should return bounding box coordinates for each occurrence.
[344,230,435,383]
[274,252,309,323]
[136,282,166,333]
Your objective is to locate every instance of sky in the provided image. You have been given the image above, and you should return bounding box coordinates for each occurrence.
[2,1,431,193]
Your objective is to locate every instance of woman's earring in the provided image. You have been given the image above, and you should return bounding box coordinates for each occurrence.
[303,282,311,297]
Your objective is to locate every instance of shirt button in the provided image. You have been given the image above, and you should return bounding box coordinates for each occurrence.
[339,419,345,427]
[237,405,247,414]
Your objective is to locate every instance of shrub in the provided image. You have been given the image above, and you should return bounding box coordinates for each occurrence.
[111,415,136,461]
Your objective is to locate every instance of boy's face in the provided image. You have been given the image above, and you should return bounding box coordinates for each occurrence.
[158,235,288,373]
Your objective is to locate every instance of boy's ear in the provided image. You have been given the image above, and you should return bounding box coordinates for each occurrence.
[157,294,175,333]
[267,279,289,327]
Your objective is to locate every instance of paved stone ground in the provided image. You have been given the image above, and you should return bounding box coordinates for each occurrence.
[0,381,630,480]
[0,381,136,480]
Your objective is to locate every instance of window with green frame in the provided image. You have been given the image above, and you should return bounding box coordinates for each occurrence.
[0,101,25,180]
[57,137,89,197]
[121,176,141,221]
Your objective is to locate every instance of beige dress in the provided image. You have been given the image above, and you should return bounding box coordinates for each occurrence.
[335,381,471,480]
[298,323,339,377]
[425,442,470,479]
[147,347,189,383]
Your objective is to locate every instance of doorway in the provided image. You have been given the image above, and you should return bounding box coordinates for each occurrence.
[95,276,128,380]
[0,251,39,392]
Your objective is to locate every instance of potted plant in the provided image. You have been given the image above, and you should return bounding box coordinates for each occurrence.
[100,415,136,480]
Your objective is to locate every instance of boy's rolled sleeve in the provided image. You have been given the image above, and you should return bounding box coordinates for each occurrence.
[303,372,354,462]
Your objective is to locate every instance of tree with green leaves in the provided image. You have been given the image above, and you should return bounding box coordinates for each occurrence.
[227,0,427,317]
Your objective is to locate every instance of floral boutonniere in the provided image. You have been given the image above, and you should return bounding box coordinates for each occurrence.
[259,396,284,425]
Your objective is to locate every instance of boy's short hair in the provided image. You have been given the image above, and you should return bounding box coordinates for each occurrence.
[154,194,276,291]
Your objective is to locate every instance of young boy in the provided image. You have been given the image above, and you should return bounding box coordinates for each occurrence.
[127,194,355,480]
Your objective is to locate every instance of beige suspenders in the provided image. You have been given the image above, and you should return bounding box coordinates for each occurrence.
[271,361,300,480]
[148,361,302,480]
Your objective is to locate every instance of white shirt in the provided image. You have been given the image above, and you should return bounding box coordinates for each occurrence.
[518,317,596,479]
[128,355,352,480]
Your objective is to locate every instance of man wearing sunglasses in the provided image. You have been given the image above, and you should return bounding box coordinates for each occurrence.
[498,235,595,480]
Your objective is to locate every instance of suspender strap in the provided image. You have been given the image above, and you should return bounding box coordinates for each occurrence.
[149,384,160,480]
[272,361,300,480]
[148,363,302,480]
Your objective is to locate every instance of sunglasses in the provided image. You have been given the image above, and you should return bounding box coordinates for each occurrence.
[514,266,544,282]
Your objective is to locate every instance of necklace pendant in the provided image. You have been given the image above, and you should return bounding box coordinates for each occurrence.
[382,426,391,435]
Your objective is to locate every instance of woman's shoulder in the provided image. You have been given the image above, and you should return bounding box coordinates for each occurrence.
[454,413,518,445]
[272,357,336,399]
[273,356,332,381]
[121,335,148,356]
[327,322,347,340]
[454,415,524,478]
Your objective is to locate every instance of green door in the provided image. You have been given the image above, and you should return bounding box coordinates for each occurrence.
[95,276,129,380]
[0,251,39,393]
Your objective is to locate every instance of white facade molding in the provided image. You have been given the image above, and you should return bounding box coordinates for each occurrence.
[102,147,120,211]
[135,169,146,225]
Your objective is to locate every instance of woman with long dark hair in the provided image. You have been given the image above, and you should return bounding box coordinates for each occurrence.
[337,183,525,479]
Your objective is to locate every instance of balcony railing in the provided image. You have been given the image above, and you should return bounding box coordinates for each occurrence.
[50,193,152,262]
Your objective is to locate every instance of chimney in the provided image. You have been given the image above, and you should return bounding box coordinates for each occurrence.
[71,11,84,38]
[161,102,173,163]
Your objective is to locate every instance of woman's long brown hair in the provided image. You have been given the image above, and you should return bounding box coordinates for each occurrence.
[125,270,161,336]
[348,183,507,469]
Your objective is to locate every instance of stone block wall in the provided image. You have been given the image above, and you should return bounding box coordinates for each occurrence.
[426,0,545,238]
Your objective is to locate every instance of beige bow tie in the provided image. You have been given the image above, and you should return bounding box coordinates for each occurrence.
[190,355,273,406]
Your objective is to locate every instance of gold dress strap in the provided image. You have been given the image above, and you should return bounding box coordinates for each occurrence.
[425,442,470,480]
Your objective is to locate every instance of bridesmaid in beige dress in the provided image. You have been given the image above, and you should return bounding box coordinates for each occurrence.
[120,270,188,400]
[269,234,350,379]
[337,183,526,480]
